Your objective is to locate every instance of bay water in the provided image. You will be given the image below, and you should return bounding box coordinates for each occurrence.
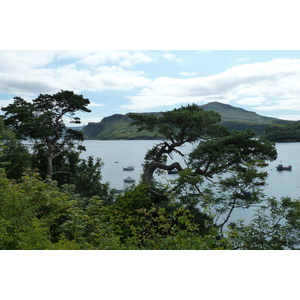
[81,140,300,201]
[80,140,300,225]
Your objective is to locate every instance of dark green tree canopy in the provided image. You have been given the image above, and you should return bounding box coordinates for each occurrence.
[189,129,277,178]
[0,118,31,178]
[128,104,228,187]
[1,90,91,177]
[2,90,90,139]
[129,103,226,144]
[128,104,277,199]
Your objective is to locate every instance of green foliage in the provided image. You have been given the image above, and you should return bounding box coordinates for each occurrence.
[1,166,300,250]
[0,170,226,250]
[121,205,226,250]
[0,118,31,178]
[129,104,225,143]
[0,170,51,249]
[67,155,114,205]
[1,90,91,177]
[265,121,300,142]
[189,130,277,176]
[129,104,278,239]
[102,184,225,249]
[48,151,114,204]
[166,130,277,234]
[0,170,117,249]
[226,197,300,249]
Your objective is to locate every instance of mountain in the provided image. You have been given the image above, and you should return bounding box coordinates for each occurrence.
[201,102,291,134]
[82,102,292,140]
[82,113,164,140]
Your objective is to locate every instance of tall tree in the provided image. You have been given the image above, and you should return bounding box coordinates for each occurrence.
[128,104,225,191]
[128,104,277,198]
[129,104,278,236]
[1,90,91,178]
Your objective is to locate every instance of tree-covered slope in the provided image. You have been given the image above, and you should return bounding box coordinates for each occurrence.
[82,113,164,140]
[82,102,292,140]
[265,121,300,142]
[201,102,291,135]
[201,102,283,123]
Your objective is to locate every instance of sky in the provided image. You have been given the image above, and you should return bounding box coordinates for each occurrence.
[1,50,300,125]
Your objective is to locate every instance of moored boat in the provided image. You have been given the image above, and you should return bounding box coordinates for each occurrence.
[276,164,292,171]
[168,169,179,174]
[123,166,135,171]
[124,177,135,183]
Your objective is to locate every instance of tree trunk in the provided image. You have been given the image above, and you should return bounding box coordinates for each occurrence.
[46,137,55,180]
[46,154,53,178]
[144,161,183,186]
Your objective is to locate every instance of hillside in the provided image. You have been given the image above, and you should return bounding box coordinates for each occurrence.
[201,102,290,135]
[82,113,164,140]
[264,121,300,142]
[201,102,285,123]
[82,102,292,140]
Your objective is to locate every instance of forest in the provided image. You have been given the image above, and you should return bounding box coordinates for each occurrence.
[265,121,300,142]
[1,90,300,250]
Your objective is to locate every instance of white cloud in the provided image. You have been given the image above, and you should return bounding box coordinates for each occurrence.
[254,99,300,111]
[0,51,152,96]
[78,51,153,68]
[88,101,106,107]
[3,52,300,115]
[0,51,56,72]
[237,97,268,106]
[163,53,182,63]
[0,99,14,109]
[277,115,300,121]
[122,58,300,111]
[180,72,198,77]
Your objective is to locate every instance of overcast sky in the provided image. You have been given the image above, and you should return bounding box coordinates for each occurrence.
[1,50,300,125]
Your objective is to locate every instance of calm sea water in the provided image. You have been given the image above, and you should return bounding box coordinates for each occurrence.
[81,140,300,201]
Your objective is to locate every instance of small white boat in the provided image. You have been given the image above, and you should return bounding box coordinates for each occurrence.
[123,166,135,171]
[124,177,135,183]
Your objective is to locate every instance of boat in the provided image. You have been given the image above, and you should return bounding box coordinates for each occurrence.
[168,169,179,174]
[254,181,265,186]
[123,166,134,171]
[276,164,292,171]
[123,177,135,183]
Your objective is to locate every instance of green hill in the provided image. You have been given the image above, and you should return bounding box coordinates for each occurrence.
[82,102,292,140]
[264,121,300,142]
[201,102,290,135]
[82,113,164,140]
